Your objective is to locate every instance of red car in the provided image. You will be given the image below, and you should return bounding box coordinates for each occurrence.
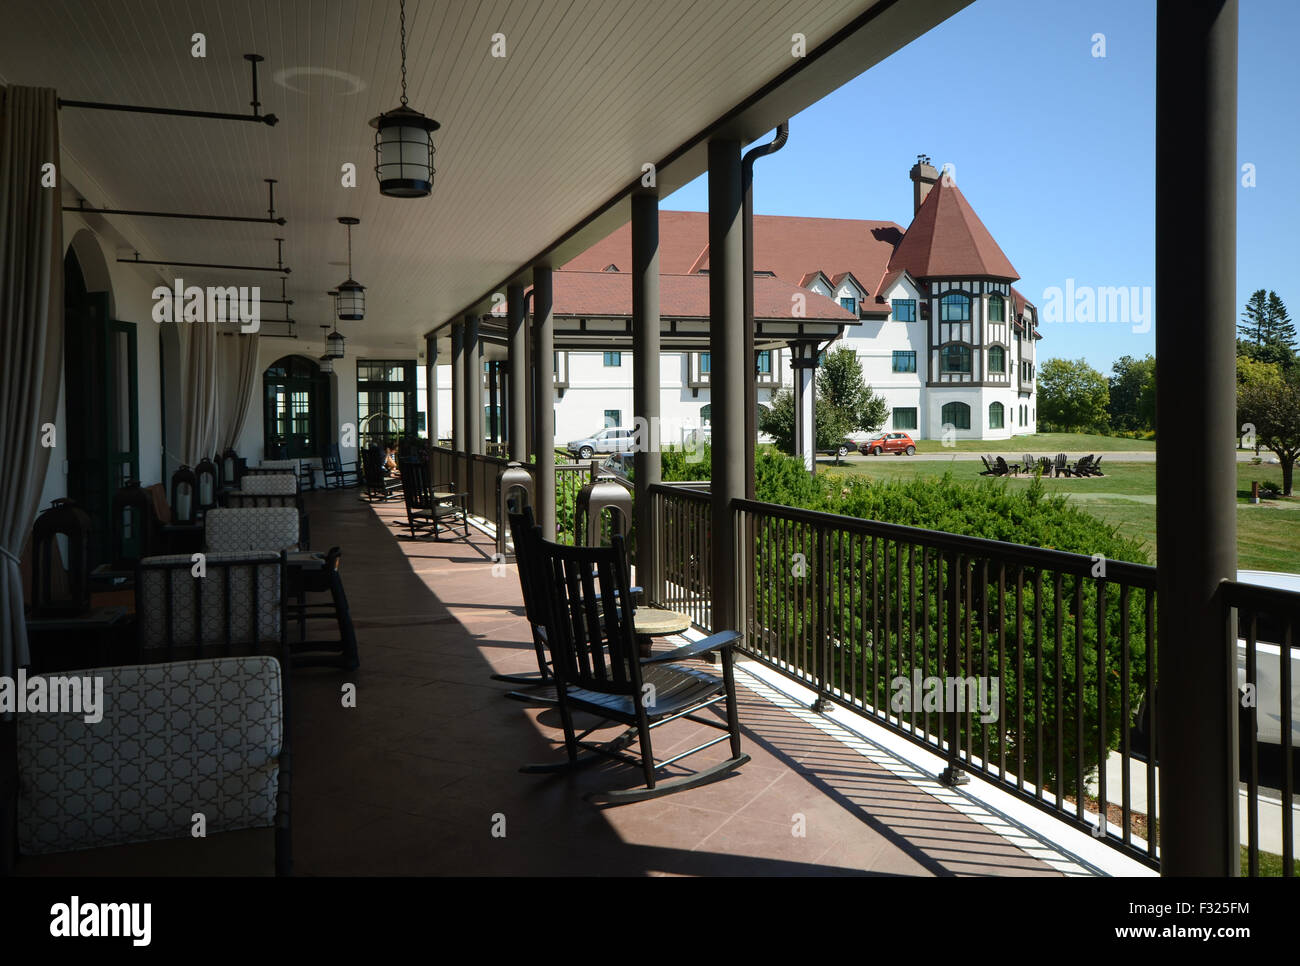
[860,432,917,456]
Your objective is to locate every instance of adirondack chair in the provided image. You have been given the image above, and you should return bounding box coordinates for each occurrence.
[1074,454,1095,476]
[995,456,1019,476]
[361,446,402,502]
[979,455,998,476]
[1054,453,1072,477]
[321,443,360,489]
[521,528,749,803]
[1023,454,1035,474]
[1038,456,1053,476]
[399,459,467,540]
[1091,455,1105,476]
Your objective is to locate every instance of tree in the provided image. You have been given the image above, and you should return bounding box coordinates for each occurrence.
[1238,373,1300,495]
[1037,358,1110,433]
[1238,289,1297,370]
[759,348,887,457]
[1107,354,1155,431]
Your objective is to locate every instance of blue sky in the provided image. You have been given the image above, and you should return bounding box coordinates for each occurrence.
[664,0,1299,376]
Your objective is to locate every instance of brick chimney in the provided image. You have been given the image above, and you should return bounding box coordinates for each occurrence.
[909,154,939,215]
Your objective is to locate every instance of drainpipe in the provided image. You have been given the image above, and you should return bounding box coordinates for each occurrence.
[742,122,789,499]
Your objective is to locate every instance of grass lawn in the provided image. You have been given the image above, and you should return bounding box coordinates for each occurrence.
[822,457,1300,572]
[901,432,1156,454]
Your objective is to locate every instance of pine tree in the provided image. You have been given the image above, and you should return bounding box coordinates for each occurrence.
[1239,289,1296,369]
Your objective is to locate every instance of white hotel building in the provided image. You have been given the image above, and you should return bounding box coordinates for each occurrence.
[432,159,1040,447]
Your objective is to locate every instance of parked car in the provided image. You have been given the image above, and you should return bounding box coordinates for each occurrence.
[860,432,917,456]
[599,453,634,480]
[566,426,636,460]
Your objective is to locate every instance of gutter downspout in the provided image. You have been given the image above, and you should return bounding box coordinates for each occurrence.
[742,122,789,499]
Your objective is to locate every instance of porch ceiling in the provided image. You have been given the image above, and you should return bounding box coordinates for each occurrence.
[0,0,969,357]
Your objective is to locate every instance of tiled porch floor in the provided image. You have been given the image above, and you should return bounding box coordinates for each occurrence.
[289,487,1067,876]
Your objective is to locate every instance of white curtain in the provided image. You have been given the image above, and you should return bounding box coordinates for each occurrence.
[0,87,63,675]
[181,313,220,466]
[219,332,260,453]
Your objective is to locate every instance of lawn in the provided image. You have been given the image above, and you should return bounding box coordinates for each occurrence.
[821,457,1300,572]
[900,432,1156,454]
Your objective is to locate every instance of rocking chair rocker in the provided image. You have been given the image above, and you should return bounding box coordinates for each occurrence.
[520,526,749,804]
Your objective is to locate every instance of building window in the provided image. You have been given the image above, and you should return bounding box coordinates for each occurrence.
[988,345,1006,373]
[988,295,1005,322]
[892,350,917,373]
[892,298,916,322]
[756,350,772,375]
[700,352,711,375]
[604,409,621,428]
[941,344,972,373]
[892,407,918,430]
[940,292,971,322]
[941,401,971,430]
[603,351,622,367]
[356,359,417,450]
[989,401,1005,429]
[840,296,857,314]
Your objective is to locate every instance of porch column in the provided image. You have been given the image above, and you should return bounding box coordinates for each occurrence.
[424,333,439,443]
[532,266,556,538]
[507,282,528,463]
[789,341,818,472]
[463,312,483,456]
[631,191,662,598]
[488,360,500,447]
[450,320,465,452]
[1155,0,1238,876]
[708,139,744,631]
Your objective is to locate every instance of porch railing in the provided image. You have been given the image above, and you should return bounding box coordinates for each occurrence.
[1226,578,1298,876]
[649,483,712,630]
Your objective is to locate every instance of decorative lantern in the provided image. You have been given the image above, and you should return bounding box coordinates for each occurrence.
[31,499,92,617]
[222,448,243,488]
[171,464,198,524]
[326,326,346,360]
[318,325,335,373]
[369,0,440,198]
[110,479,157,570]
[574,471,633,547]
[334,218,365,321]
[195,457,219,511]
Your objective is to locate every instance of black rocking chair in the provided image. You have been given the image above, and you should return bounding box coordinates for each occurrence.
[521,527,749,804]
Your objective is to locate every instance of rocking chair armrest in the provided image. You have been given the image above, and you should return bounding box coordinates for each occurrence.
[641,630,742,665]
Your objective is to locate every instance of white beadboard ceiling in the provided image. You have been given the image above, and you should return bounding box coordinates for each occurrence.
[0,0,909,351]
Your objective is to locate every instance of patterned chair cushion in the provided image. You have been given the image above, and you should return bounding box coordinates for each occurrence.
[205,507,299,553]
[239,474,297,496]
[17,655,283,855]
[256,460,299,473]
[137,551,282,648]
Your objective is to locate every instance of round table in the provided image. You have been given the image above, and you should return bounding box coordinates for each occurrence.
[632,607,692,659]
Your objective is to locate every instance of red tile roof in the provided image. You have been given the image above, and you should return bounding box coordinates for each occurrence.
[563,211,905,298]
[887,176,1018,280]
[497,271,855,322]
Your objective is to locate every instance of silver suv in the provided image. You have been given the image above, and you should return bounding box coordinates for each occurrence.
[566,426,635,460]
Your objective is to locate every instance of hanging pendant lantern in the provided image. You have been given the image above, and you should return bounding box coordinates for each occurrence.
[370,0,439,198]
[318,325,335,372]
[326,325,346,360]
[334,218,365,321]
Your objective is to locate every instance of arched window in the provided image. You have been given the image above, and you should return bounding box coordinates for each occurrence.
[263,355,328,459]
[941,401,971,430]
[988,345,1006,373]
[940,292,971,322]
[988,294,1005,322]
[941,344,972,373]
[989,401,1005,429]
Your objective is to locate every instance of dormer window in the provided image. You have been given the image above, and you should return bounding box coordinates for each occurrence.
[988,295,1005,322]
[840,296,857,314]
[940,292,971,322]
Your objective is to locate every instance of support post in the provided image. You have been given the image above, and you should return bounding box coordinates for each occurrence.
[507,282,528,463]
[463,313,483,456]
[631,191,662,600]
[708,140,744,633]
[425,334,439,444]
[790,341,818,472]
[488,360,500,447]
[1154,0,1238,876]
[450,321,465,453]
[533,267,556,539]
